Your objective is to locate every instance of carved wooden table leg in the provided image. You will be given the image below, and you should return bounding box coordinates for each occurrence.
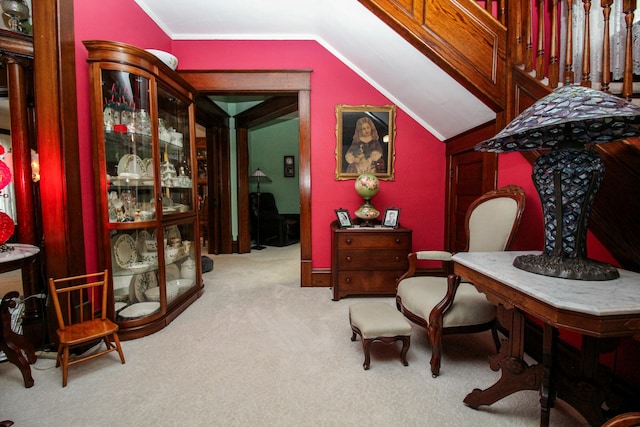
[540,323,558,427]
[464,305,544,408]
[0,292,36,388]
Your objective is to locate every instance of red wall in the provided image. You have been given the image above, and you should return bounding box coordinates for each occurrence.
[74,0,172,273]
[73,2,445,271]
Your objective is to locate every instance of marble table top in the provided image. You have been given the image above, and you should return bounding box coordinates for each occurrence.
[452,251,640,317]
[0,243,40,264]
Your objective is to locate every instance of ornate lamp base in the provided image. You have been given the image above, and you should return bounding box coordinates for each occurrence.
[514,253,620,281]
[354,202,379,227]
[517,147,620,281]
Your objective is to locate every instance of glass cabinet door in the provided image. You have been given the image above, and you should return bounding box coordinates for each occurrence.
[164,222,199,304]
[157,83,193,217]
[112,227,161,321]
[101,68,156,224]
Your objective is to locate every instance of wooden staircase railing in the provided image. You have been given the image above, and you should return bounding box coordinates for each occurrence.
[359,0,640,272]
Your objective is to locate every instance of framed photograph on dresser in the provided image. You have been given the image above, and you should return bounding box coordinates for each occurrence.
[382,207,400,228]
[335,208,352,228]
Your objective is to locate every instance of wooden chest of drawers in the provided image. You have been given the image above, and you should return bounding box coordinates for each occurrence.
[331,223,412,300]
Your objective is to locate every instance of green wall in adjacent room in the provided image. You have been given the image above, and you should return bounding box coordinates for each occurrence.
[249,117,300,214]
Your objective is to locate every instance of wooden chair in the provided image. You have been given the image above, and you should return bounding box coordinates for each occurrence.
[48,270,125,387]
[602,413,640,427]
[396,185,526,377]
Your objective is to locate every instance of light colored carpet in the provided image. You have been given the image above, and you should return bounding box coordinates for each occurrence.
[0,244,588,426]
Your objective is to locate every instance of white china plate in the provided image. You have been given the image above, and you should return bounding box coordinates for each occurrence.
[143,158,154,177]
[126,262,151,273]
[117,154,146,176]
[112,234,137,268]
[144,281,180,302]
[118,302,160,319]
[126,154,146,176]
[130,271,158,303]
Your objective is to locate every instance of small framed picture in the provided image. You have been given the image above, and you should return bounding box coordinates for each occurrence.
[284,155,295,177]
[335,208,352,228]
[382,207,401,228]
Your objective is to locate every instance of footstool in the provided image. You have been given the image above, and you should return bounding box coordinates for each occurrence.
[349,301,412,370]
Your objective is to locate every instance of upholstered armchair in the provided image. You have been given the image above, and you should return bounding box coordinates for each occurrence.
[396,185,526,377]
[249,192,300,247]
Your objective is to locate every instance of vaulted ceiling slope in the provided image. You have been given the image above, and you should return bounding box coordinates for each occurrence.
[135,0,494,140]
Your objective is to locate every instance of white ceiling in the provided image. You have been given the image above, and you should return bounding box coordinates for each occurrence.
[135,0,494,140]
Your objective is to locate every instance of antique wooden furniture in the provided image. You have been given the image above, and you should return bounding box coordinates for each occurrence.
[349,301,411,370]
[331,221,412,300]
[453,251,640,427]
[602,413,640,427]
[396,185,525,377]
[84,40,203,339]
[0,291,36,388]
[249,192,299,247]
[0,244,40,387]
[48,270,125,387]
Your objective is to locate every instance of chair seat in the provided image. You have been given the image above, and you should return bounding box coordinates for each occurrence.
[397,277,496,328]
[57,318,119,346]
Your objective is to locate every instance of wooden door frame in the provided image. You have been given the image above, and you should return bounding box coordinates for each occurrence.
[180,70,312,286]
[234,95,298,253]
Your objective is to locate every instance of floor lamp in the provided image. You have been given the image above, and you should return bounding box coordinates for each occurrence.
[249,168,272,250]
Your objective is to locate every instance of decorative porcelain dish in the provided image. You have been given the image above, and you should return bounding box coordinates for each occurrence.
[130,271,158,303]
[112,234,137,268]
[145,49,178,70]
[126,262,151,273]
[117,154,146,177]
[144,281,180,302]
[118,302,160,319]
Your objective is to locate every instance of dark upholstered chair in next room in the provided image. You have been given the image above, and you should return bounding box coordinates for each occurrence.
[249,192,300,247]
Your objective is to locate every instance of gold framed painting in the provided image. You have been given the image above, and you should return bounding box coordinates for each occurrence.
[335,104,396,180]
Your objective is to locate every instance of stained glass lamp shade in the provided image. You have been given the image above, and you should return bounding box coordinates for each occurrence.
[476,85,640,280]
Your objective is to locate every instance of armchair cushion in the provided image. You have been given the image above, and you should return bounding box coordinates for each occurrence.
[397,277,496,328]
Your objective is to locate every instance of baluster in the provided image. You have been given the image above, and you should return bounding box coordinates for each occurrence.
[622,0,637,99]
[536,0,546,79]
[506,1,524,65]
[485,0,493,14]
[549,0,560,86]
[581,0,592,86]
[601,0,613,93]
[525,0,534,71]
[564,0,575,83]
[498,0,507,24]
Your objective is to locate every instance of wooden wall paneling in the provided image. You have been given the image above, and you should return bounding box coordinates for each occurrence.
[33,0,85,282]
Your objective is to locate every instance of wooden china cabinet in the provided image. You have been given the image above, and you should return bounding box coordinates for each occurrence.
[84,40,203,339]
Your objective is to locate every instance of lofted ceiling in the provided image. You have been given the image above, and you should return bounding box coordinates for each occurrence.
[135,0,494,140]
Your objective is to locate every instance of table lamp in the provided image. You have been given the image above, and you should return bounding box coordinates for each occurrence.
[476,85,640,280]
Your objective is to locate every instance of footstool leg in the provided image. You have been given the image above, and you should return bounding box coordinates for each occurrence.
[399,336,410,366]
[362,339,372,370]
